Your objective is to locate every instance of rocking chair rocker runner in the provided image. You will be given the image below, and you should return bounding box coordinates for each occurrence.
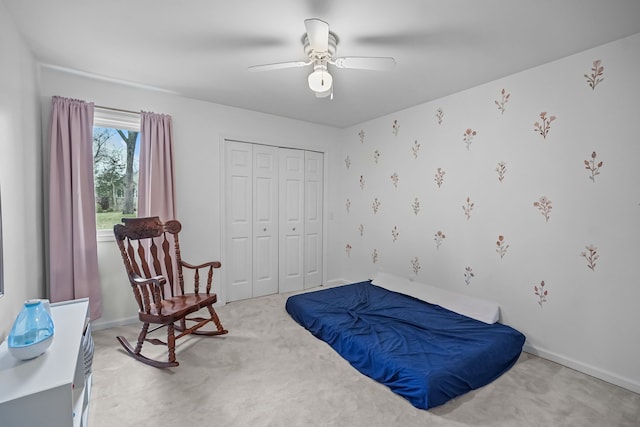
[114,216,227,368]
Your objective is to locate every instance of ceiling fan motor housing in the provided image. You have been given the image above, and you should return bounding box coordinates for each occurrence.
[303,31,338,65]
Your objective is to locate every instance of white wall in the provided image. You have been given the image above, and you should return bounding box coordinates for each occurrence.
[0,1,43,342]
[38,67,343,329]
[331,33,640,393]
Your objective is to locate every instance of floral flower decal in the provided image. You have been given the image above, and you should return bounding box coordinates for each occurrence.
[495,88,511,115]
[496,161,507,183]
[534,280,548,307]
[391,226,399,242]
[346,244,352,257]
[580,244,599,271]
[345,155,351,169]
[372,197,381,214]
[412,197,420,215]
[464,266,474,285]
[411,257,421,276]
[434,168,445,188]
[462,196,474,220]
[533,196,552,222]
[434,230,446,250]
[372,249,379,264]
[346,198,351,212]
[358,224,364,236]
[534,112,556,139]
[585,60,604,90]
[584,151,603,183]
[358,129,365,143]
[392,119,400,136]
[463,128,477,150]
[373,149,381,164]
[390,172,399,188]
[436,108,444,125]
[359,175,366,190]
[412,140,421,159]
[496,235,509,259]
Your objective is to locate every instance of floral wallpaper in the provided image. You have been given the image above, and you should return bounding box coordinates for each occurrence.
[533,112,556,139]
[332,34,640,392]
[584,60,605,90]
[338,59,616,299]
[495,88,511,114]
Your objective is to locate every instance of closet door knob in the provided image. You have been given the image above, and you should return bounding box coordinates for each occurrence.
[263,228,267,232]
[293,227,296,231]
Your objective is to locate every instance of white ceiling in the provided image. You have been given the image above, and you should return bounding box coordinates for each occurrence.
[4,0,640,128]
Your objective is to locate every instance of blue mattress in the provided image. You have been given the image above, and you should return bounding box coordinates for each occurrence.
[285,281,525,409]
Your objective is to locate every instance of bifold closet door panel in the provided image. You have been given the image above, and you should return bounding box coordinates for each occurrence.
[304,151,323,289]
[279,148,305,293]
[253,145,279,297]
[225,141,253,302]
[226,142,323,301]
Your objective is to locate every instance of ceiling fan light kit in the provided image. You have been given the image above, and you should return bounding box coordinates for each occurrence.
[248,18,395,98]
[307,65,333,93]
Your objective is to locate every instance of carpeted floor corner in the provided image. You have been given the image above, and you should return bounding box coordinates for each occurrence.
[88,290,640,427]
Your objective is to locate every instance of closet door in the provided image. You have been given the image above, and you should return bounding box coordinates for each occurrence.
[279,148,305,293]
[225,141,253,302]
[252,145,279,297]
[304,151,323,289]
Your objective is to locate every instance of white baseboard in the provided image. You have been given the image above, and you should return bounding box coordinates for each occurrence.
[523,343,640,395]
[91,316,138,331]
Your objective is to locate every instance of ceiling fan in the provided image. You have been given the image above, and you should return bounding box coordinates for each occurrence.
[248,18,396,99]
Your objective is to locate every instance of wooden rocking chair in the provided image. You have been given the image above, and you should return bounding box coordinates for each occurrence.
[114,216,227,368]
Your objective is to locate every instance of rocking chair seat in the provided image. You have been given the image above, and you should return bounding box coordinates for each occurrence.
[139,293,217,324]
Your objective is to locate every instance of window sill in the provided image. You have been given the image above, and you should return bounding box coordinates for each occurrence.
[97,229,115,242]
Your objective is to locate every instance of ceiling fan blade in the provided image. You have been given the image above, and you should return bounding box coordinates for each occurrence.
[332,56,396,71]
[248,60,311,72]
[304,18,329,52]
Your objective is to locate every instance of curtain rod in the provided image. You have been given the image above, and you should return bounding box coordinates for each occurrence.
[95,105,140,115]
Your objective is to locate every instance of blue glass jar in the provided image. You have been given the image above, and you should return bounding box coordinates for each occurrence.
[8,300,55,360]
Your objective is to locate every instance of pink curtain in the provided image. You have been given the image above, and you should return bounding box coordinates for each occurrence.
[138,112,177,295]
[49,96,102,320]
[138,111,176,221]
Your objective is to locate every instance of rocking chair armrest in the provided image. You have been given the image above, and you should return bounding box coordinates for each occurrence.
[128,273,167,314]
[181,260,222,270]
[129,273,166,288]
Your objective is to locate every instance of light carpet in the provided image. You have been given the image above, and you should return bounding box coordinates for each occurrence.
[88,289,640,427]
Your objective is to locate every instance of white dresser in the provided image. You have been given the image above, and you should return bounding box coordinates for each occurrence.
[0,298,93,427]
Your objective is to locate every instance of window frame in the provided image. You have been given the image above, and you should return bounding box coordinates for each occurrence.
[0,184,3,297]
[93,107,141,242]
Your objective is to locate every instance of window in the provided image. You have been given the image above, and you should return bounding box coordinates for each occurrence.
[93,107,140,239]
